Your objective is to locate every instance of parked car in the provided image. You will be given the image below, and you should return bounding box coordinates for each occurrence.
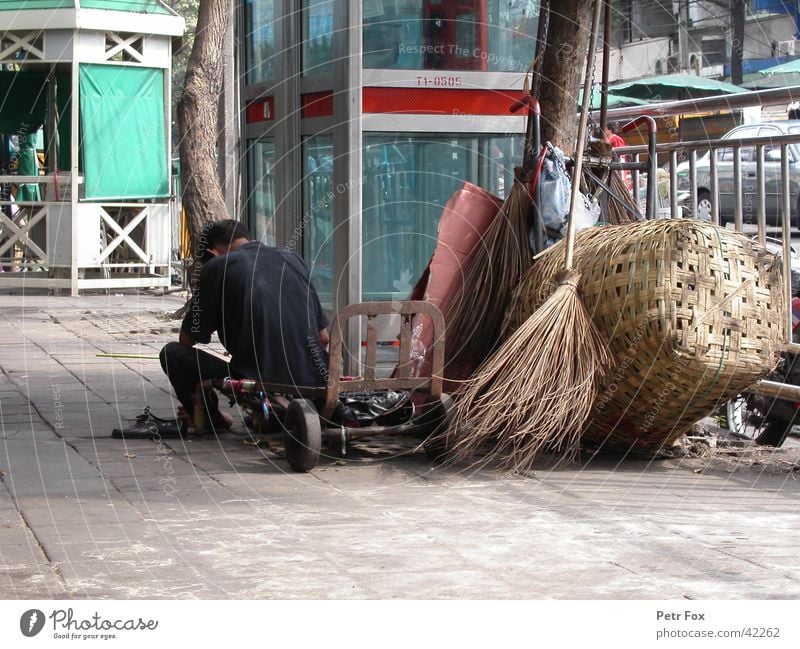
[676,120,800,227]
[759,235,800,297]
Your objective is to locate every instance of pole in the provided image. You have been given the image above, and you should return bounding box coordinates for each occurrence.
[565,0,604,271]
[599,0,612,134]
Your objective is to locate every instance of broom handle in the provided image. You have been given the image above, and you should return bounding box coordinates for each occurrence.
[565,0,604,270]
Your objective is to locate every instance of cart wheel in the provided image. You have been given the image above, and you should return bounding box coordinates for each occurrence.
[284,399,322,472]
[422,393,455,463]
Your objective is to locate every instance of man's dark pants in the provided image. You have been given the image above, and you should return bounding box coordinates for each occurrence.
[159,342,231,416]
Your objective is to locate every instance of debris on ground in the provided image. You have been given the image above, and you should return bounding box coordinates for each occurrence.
[664,421,800,476]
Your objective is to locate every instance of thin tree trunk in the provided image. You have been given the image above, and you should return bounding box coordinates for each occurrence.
[177,0,230,254]
[538,0,594,151]
[730,0,745,86]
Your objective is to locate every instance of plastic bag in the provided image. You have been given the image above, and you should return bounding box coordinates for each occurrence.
[538,146,571,244]
[573,192,601,233]
[409,320,427,377]
[539,145,600,247]
[336,391,414,426]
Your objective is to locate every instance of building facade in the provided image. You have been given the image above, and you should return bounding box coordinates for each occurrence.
[610,0,799,83]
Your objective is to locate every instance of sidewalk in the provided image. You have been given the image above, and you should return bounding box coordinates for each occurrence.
[0,291,799,599]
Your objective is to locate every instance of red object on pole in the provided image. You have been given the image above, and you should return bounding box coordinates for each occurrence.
[404,182,503,389]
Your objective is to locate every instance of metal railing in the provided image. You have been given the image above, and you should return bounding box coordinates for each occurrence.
[612,128,800,402]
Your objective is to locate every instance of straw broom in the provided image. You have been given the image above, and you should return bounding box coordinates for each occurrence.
[442,168,534,373]
[446,0,613,470]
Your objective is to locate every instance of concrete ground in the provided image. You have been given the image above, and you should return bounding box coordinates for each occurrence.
[0,291,799,599]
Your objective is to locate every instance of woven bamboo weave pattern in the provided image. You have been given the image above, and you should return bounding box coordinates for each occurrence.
[504,220,785,449]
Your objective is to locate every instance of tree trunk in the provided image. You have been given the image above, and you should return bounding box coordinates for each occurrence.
[538,0,595,151]
[730,0,745,86]
[177,0,230,254]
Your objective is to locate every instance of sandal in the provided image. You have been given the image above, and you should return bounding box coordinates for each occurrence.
[112,407,188,439]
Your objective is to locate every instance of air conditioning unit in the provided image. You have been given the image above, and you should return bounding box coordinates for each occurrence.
[688,51,703,73]
[778,40,796,57]
[667,55,680,73]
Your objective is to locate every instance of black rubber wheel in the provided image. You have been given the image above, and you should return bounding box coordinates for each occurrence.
[725,393,791,447]
[421,393,455,463]
[283,399,322,472]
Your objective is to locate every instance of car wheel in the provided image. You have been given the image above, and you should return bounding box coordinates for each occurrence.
[694,190,712,221]
[794,196,800,234]
[725,393,791,447]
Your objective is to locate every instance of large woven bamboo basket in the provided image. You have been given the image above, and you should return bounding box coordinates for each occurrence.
[504,220,786,450]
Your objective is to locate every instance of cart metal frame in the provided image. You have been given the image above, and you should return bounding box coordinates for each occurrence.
[205,300,451,472]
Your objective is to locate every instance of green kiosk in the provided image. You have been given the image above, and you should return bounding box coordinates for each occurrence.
[0,0,184,293]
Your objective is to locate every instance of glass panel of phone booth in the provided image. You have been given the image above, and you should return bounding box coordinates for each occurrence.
[245,0,276,83]
[303,0,335,75]
[303,135,335,308]
[361,133,517,302]
[362,0,539,72]
[247,139,277,246]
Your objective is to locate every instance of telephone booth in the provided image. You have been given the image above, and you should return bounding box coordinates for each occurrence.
[241,0,538,362]
[0,1,184,293]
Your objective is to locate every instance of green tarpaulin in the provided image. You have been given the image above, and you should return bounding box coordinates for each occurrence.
[79,64,168,200]
[16,132,42,202]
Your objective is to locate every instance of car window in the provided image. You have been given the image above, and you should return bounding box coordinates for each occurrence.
[718,147,754,161]
[759,127,786,162]
[725,127,759,140]
[718,127,759,162]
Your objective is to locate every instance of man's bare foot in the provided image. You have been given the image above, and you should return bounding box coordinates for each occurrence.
[176,406,192,426]
[177,406,232,430]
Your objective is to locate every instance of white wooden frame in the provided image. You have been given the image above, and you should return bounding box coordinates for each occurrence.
[103,32,145,62]
[0,30,44,61]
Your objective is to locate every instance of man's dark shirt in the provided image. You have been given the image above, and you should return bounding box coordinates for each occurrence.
[182,242,329,387]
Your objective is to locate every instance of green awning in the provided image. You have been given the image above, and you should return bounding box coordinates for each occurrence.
[759,58,800,76]
[610,73,747,100]
[82,0,172,13]
[0,0,172,13]
[580,86,649,110]
[0,1,73,9]
[79,64,169,200]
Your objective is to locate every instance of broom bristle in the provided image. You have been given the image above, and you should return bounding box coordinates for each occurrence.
[586,139,638,225]
[606,171,638,224]
[445,269,614,471]
[443,179,533,375]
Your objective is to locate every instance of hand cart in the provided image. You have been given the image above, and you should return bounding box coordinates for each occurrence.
[198,300,453,472]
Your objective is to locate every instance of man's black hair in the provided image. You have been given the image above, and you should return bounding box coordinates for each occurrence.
[197,219,250,263]
[205,219,250,249]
